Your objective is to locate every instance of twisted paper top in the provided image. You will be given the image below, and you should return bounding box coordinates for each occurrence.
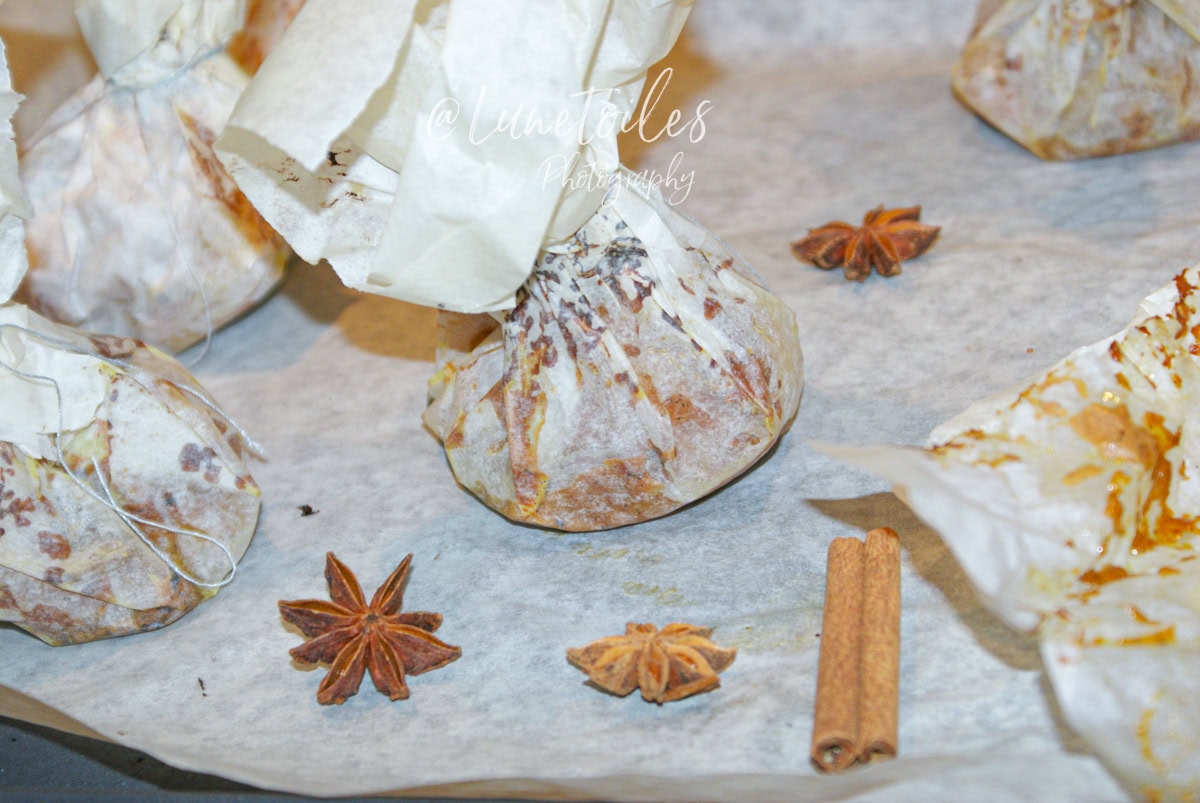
[218,0,693,313]
[74,0,246,87]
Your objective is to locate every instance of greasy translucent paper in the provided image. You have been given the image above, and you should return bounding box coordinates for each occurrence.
[216,0,693,313]
[424,182,803,531]
[0,9,262,646]
[18,0,288,352]
[953,0,1200,159]
[0,309,263,645]
[0,33,27,303]
[829,267,1200,796]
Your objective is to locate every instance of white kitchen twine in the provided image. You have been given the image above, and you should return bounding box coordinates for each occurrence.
[132,89,216,368]
[43,66,224,368]
[0,322,262,589]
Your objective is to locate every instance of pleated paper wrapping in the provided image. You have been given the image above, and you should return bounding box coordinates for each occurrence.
[953,0,1200,159]
[424,182,803,531]
[216,0,693,313]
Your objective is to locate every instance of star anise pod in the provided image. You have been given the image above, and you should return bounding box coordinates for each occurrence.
[279,552,461,705]
[566,622,737,704]
[791,205,940,281]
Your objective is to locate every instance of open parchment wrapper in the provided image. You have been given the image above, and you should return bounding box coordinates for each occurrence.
[952,0,1200,159]
[0,304,262,646]
[424,182,803,532]
[826,267,1200,796]
[17,0,289,353]
[216,0,693,314]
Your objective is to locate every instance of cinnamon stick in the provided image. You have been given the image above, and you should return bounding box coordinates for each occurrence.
[858,527,901,762]
[810,536,864,772]
[810,528,902,772]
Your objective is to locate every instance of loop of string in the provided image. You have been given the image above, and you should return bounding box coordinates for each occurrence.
[34,54,220,368]
[132,89,215,368]
[52,72,218,367]
[0,321,258,588]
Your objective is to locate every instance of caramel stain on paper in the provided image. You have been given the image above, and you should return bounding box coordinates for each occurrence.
[1127,605,1158,625]
[1067,403,1200,558]
[1104,626,1176,647]
[663,394,711,427]
[0,458,35,531]
[29,603,76,634]
[1070,403,1159,469]
[37,531,70,560]
[535,458,670,531]
[576,544,630,560]
[730,432,762,450]
[88,335,138,360]
[225,0,305,73]
[721,625,816,655]
[179,443,221,483]
[1105,471,1130,536]
[1063,464,1105,485]
[574,543,665,564]
[1079,565,1129,586]
[622,581,687,606]
[725,350,775,422]
[1137,694,1171,778]
[444,411,468,450]
[177,109,283,253]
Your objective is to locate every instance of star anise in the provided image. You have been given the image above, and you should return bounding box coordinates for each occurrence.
[566,622,737,704]
[791,205,940,281]
[279,552,461,705]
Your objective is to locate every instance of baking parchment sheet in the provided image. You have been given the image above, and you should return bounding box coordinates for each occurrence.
[2,0,1196,798]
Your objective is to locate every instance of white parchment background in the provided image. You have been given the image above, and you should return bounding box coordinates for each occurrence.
[3,1,1196,798]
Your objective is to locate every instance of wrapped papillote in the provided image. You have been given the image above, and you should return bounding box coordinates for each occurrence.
[0,310,263,645]
[217,0,803,531]
[953,0,1200,159]
[0,30,262,646]
[425,185,802,531]
[17,0,289,352]
[829,267,1200,796]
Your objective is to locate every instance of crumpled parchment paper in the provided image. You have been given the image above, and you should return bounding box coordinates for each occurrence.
[5,0,1200,798]
[827,266,1200,798]
[216,0,692,313]
[17,0,288,352]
